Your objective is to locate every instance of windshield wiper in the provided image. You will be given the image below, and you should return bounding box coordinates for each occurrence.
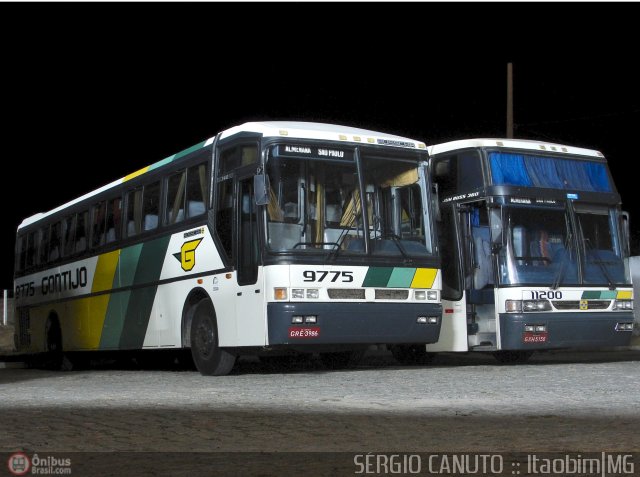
[583,238,616,290]
[380,233,411,261]
[551,231,573,290]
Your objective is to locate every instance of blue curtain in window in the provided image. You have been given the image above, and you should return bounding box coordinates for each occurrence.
[489,152,612,192]
[489,153,532,186]
[522,155,564,188]
[583,162,611,192]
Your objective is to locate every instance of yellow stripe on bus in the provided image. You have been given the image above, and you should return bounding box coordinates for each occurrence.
[617,290,633,299]
[92,250,120,293]
[123,166,150,182]
[410,268,437,289]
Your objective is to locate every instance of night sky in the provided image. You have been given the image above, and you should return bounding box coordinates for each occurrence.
[2,4,639,289]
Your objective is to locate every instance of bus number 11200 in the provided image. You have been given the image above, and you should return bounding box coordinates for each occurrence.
[529,290,563,300]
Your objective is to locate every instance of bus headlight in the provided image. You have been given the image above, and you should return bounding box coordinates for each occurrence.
[523,300,552,312]
[414,290,426,300]
[291,289,304,299]
[427,290,438,301]
[614,300,634,310]
[306,289,319,299]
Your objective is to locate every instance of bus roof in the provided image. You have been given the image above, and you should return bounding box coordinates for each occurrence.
[427,138,604,159]
[19,121,426,229]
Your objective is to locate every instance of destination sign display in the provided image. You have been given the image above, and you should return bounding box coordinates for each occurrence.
[273,144,354,161]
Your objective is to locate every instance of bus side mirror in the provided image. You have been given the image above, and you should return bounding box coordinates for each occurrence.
[254,173,270,206]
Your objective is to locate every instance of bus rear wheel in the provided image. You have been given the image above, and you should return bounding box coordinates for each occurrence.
[190,299,236,376]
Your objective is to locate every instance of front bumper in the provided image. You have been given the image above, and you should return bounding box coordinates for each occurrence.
[267,302,442,345]
[499,312,635,350]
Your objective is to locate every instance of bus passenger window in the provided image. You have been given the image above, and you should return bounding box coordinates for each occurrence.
[106,197,122,243]
[186,163,207,218]
[216,178,234,260]
[38,226,50,265]
[49,221,62,262]
[63,215,76,256]
[75,211,89,253]
[143,181,160,231]
[126,187,143,237]
[92,201,107,248]
[166,170,186,225]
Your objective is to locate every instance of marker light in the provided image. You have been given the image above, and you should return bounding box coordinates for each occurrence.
[292,316,304,324]
[304,315,317,323]
[505,300,522,313]
[274,288,288,300]
[614,300,634,310]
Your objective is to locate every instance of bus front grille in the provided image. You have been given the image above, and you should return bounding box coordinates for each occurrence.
[552,300,611,310]
[327,288,366,299]
[374,289,409,300]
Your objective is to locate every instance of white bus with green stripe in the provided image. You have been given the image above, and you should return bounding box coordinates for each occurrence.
[427,138,633,363]
[13,122,442,375]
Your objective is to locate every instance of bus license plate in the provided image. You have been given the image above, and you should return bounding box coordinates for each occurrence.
[288,327,320,339]
[523,332,548,343]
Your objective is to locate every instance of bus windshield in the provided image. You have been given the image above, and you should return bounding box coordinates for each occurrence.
[265,145,433,259]
[497,204,628,287]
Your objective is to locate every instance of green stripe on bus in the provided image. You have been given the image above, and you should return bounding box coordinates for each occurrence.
[119,243,144,288]
[387,268,416,288]
[600,290,617,299]
[581,291,601,299]
[119,236,171,349]
[362,267,394,287]
[173,140,207,161]
[99,290,131,349]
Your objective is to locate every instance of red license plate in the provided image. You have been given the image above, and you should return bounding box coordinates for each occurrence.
[288,327,320,339]
[523,332,548,343]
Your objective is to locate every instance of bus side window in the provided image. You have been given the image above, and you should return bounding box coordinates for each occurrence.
[216,178,234,261]
[49,221,62,262]
[15,235,25,273]
[37,225,50,266]
[92,201,107,248]
[25,231,37,270]
[106,197,122,243]
[143,181,160,231]
[75,211,89,253]
[166,169,186,225]
[63,214,76,257]
[126,187,143,237]
[186,163,207,218]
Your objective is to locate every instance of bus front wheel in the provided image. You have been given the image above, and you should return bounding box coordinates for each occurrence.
[190,299,236,376]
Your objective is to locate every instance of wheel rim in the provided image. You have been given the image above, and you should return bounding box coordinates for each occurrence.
[195,317,215,359]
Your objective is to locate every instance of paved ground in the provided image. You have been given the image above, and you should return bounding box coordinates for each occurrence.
[0,350,639,475]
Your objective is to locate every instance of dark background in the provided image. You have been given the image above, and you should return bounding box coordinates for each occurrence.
[2,4,639,289]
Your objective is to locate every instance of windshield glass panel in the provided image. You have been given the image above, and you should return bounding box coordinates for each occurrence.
[265,145,432,259]
[576,208,626,284]
[498,207,578,286]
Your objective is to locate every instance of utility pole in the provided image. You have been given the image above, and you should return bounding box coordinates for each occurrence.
[507,62,514,138]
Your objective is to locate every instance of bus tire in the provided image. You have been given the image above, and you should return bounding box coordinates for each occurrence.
[390,344,435,366]
[43,316,64,370]
[190,298,236,376]
[493,350,533,364]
